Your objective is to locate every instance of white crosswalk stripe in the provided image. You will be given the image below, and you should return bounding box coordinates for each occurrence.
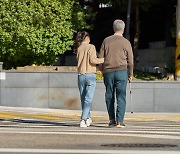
[0,121,180,153]
[0,121,180,140]
[0,148,179,154]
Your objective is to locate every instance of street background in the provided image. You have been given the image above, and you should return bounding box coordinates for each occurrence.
[0,106,179,154]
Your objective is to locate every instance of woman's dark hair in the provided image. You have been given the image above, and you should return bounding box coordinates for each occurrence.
[74,31,90,54]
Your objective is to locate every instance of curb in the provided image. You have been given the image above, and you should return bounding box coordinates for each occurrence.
[0,106,180,122]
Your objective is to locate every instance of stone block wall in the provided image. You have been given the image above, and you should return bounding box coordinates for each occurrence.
[0,70,180,113]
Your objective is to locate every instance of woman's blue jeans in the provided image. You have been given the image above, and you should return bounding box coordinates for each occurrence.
[103,70,128,122]
[78,73,96,120]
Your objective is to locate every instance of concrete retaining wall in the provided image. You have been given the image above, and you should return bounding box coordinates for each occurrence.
[0,71,180,112]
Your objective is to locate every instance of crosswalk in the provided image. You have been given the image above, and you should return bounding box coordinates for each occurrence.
[0,120,180,153]
[0,120,180,140]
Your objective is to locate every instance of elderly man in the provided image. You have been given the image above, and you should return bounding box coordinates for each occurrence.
[99,19,133,127]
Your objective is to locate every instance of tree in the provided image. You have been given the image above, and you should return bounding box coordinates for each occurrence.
[176,0,180,80]
[0,0,94,69]
[132,0,163,67]
[93,0,176,68]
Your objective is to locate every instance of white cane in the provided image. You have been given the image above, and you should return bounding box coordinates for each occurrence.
[129,80,133,114]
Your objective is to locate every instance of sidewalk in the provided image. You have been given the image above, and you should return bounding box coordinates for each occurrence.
[0,106,180,122]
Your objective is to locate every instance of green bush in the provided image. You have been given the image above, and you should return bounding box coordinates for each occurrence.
[0,0,94,69]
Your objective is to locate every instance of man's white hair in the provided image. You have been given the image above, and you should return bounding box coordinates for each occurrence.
[113,19,125,32]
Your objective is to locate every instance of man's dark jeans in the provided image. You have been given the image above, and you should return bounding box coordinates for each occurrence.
[103,70,128,122]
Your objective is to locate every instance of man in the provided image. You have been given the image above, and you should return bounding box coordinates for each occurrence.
[99,19,133,127]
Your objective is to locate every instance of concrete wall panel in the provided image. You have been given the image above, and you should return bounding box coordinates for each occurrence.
[0,71,180,112]
[92,86,106,111]
[49,72,77,88]
[49,88,81,110]
[4,72,48,88]
[1,88,49,108]
[126,89,154,112]
[155,89,180,112]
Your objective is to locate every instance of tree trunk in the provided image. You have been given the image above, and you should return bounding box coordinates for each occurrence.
[175,0,180,80]
[133,0,140,69]
[125,0,131,40]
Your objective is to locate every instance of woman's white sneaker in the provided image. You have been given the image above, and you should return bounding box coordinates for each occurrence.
[80,120,87,128]
[86,118,92,127]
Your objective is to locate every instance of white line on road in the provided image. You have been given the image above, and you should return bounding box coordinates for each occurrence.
[0,130,180,140]
[132,125,180,128]
[114,130,180,135]
[34,129,180,135]
[1,127,180,135]
[0,148,179,154]
[0,125,180,131]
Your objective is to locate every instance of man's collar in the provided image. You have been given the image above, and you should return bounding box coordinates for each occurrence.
[114,33,123,36]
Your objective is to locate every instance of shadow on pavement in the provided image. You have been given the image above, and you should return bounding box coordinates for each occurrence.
[0,118,79,127]
[0,118,111,128]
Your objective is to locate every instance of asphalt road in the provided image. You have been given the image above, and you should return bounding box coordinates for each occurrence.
[0,118,180,154]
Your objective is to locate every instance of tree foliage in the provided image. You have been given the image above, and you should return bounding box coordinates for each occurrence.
[0,0,94,69]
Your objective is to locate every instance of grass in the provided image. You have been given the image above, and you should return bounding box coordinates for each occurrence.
[132,70,167,81]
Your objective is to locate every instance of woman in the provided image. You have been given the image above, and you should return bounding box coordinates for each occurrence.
[74,31,104,128]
